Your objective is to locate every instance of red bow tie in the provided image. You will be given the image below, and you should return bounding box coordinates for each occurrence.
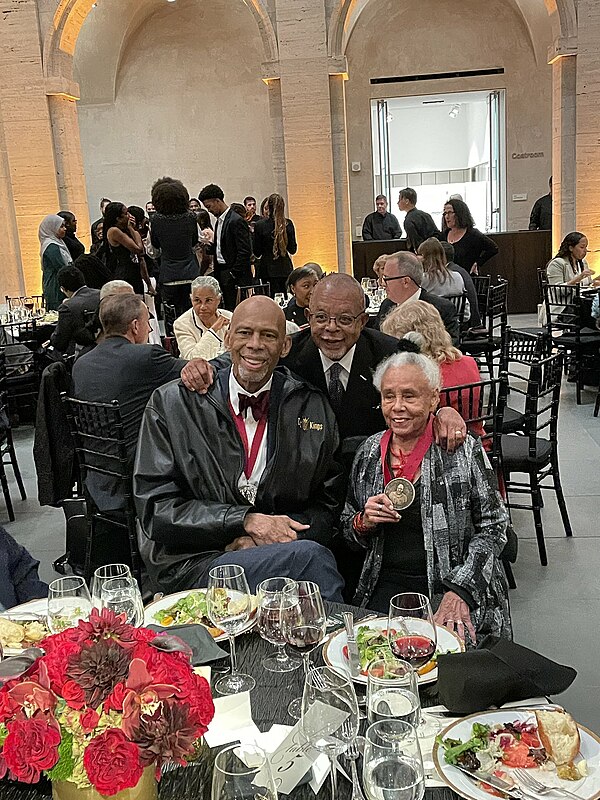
[238,391,270,421]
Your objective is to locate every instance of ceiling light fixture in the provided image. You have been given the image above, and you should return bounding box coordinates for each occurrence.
[448,104,461,118]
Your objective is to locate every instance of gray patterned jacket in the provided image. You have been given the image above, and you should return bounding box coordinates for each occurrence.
[341,432,512,641]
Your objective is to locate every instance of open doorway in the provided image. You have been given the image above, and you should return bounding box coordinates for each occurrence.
[371,89,506,233]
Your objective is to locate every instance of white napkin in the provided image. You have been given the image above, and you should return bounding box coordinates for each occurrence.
[204,691,261,748]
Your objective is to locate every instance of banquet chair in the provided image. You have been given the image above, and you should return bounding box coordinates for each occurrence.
[61,395,143,586]
[501,351,571,567]
[460,280,508,377]
[0,318,42,424]
[163,302,177,338]
[447,293,468,333]
[470,275,491,322]
[0,352,27,521]
[236,283,270,305]
[499,327,552,434]
[542,282,600,404]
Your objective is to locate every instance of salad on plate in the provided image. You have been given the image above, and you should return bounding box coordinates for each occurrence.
[346,624,456,676]
[152,589,229,636]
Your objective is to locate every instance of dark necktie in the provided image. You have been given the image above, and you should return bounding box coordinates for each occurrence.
[238,391,270,421]
[328,363,344,413]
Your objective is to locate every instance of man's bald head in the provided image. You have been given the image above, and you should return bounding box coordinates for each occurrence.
[230,295,287,337]
[307,273,368,360]
[310,273,365,314]
[386,251,424,284]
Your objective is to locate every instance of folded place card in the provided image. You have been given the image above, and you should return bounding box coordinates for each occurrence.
[204,690,261,748]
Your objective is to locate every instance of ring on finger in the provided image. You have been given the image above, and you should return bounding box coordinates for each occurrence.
[454,429,463,436]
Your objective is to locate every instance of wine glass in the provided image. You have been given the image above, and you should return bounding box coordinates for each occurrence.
[48,576,92,633]
[301,666,359,800]
[387,594,437,671]
[212,743,277,800]
[207,564,255,695]
[90,563,132,608]
[280,580,327,719]
[367,658,420,725]
[256,578,301,673]
[363,719,425,800]
[100,577,144,627]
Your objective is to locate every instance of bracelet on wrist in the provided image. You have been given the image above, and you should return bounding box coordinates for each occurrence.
[353,511,371,534]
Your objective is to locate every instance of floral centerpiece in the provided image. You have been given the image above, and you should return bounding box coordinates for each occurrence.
[0,608,214,798]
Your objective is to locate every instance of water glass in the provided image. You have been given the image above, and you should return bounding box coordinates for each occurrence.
[207,564,255,695]
[367,658,420,725]
[100,577,144,626]
[363,719,425,800]
[90,563,132,608]
[48,576,92,633]
[212,744,277,800]
[257,578,301,673]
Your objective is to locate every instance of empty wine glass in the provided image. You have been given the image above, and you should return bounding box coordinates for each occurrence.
[212,744,277,800]
[48,576,92,633]
[280,580,327,719]
[301,666,359,800]
[100,577,144,626]
[207,564,255,695]
[257,578,301,673]
[367,658,420,725]
[90,563,132,608]
[363,719,425,800]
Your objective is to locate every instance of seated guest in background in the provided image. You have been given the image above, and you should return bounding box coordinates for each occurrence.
[74,253,113,291]
[341,351,511,643]
[381,301,483,438]
[374,252,460,345]
[72,293,187,511]
[397,188,440,251]
[284,266,318,327]
[49,265,100,357]
[529,177,552,232]
[244,196,261,223]
[362,195,402,241]
[439,241,482,328]
[440,198,498,275]
[0,526,48,611]
[199,183,253,311]
[372,254,389,286]
[418,237,470,322]
[58,211,85,261]
[150,177,200,316]
[91,197,111,247]
[90,220,104,257]
[303,261,324,279]
[84,279,134,344]
[134,296,346,599]
[254,193,298,296]
[39,214,71,311]
[104,201,152,296]
[546,232,599,287]
[174,276,232,360]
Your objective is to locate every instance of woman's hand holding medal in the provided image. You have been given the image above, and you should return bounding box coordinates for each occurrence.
[361,493,401,531]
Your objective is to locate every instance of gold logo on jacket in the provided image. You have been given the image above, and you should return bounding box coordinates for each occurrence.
[298,416,323,432]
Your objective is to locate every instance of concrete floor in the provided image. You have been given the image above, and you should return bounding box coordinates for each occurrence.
[2,314,599,727]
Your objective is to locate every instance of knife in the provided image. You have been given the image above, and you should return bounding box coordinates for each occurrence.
[453,764,526,798]
[342,611,361,679]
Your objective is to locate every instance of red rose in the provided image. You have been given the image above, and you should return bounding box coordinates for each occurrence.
[43,641,81,694]
[3,715,61,783]
[103,681,127,712]
[187,674,215,731]
[62,679,86,709]
[84,728,143,795]
[80,707,100,733]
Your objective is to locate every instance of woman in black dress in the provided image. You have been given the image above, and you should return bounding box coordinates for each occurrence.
[253,193,298,296]
[103,202,151,295]
[440,198,498,275]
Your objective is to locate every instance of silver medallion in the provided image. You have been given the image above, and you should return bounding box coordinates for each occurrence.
[240,484,258,505]
[384,477,415,511]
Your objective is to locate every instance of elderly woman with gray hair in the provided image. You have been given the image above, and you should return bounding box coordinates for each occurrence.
[341,351,511,644]
[173,276,233,360]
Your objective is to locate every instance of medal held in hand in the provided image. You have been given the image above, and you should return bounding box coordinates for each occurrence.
[380,416,435,513]
[384,476,415,511]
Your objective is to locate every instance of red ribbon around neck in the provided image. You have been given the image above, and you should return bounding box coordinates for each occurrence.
[228,398,269,479]
[381,416,434,485]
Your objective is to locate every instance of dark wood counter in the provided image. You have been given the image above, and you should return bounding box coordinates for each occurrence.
[352,230,552,314]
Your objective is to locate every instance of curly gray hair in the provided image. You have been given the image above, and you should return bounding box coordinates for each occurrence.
[373,351,441,392]
[191,275,222,297]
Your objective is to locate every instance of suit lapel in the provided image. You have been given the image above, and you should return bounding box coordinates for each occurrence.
[292,335,328,393]
[342,336,375,413]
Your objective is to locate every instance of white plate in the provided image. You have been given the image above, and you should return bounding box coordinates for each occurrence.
[433,709,600,800]
[0,598,49,655]
[143,589,257,642]
[322,616,463,686]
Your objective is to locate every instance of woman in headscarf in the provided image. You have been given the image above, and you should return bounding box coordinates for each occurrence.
[39,214,72,310]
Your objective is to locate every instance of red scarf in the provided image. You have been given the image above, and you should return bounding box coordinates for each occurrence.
[381,416,434,485]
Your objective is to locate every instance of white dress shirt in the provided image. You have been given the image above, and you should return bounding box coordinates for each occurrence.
[215,206,231,265]
[229,370,272,494]
[319,344,357,391]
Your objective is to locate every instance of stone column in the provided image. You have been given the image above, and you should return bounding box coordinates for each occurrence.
[0,100,25,300]
[273,0,340,272]
[329,72,352,274]
[264,76,289,202]
[550,41,577,253]
[575,0,600,271]
[0,0,61,294]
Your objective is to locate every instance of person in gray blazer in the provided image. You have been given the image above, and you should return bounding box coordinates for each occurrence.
[49,265,100,356]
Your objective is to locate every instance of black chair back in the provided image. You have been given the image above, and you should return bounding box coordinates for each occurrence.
[500,327,551,374]
[471,275,491,321]
[537,267,548,300]
[447,293,468,328]
[522,352,564,458]
[163,303,177,338]
[236,283,271,304]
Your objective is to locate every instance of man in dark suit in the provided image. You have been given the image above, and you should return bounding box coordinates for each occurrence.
[373,252,461,345]
[198,183,253,310]
[72,293,187,511]
[49,265,100,357]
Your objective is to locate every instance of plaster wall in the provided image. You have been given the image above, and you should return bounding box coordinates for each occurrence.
[74,0,274,210]
[345,0,553,235]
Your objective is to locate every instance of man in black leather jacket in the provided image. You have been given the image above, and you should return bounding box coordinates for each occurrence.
[134,296,345,598]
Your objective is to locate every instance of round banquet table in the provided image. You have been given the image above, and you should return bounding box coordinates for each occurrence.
[0,601,460,800]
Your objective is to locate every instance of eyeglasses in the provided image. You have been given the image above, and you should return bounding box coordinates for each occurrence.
[382,274,419,286]
[308,312,365,328]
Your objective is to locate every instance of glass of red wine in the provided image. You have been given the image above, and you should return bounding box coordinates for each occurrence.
[281,580,327,719]
[256,577,302,673]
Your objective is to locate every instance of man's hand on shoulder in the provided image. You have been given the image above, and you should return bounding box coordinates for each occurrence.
[433,406,467,453]
[180,358,215,393]
[244,513,309,545]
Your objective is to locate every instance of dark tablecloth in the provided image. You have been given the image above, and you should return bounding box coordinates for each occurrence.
[0,602,459,800]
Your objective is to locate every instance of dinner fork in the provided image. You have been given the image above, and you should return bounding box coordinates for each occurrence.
[514,768,583,800]
[345,738,367,800]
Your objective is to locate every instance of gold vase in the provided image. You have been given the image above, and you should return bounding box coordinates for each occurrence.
[52,767,158,800]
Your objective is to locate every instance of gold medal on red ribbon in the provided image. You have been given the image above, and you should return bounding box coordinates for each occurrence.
[384,477,415,511]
